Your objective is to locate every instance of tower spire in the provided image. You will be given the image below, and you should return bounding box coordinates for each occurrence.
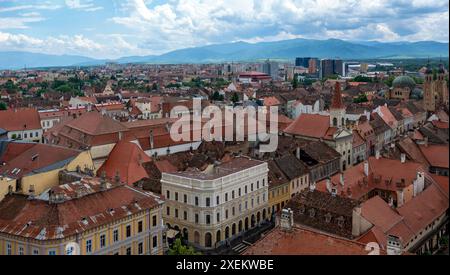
[331,81,344,109]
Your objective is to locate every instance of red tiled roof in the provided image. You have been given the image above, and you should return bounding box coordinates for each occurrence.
[0,183,162,240]
[317,157,427,201]
[0,108,42,131]
[431,120,449,129]
[283,114,331,139]
[0,142,81,179]
[352,130,365,147]
[97,140,152,186]
[243,225,377,255]
[262,96,281,106]
[66,111,129,135]
[419,144,449,169]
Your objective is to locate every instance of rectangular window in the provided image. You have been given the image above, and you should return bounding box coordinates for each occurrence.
[217,213,220,223]
[126,225,131,238]
[216,196,219,205]
[225,193,228,202]
[48,250,56,256]
[175,209,179,218]
[206,214,211,225]
[245,186,248,194]
[152,215,157,227]
[166,206,170,216]
[195,214,199,224]
[206,197,210,207]
[18,246,24,255]
[195,197,199,206]
[251,183,254,192]
[33,249,39,255]
[184,194,187,203]
[153,236,158,248]
[263,179,265,186]
[113,229,119,242]
[138,242,143,255]
[184,211,187,220]
[166,190,170,199]
[100,234,106,248]
[126,247,132,255]
[225,210,229,219]
[86,240,92,253]
[257,181,259,189]
[232,190,235,199]
[175,192,178,201]
[232,207,235,216]
[138,221,143,233]
[6,243,11,255]
[239,188,241,196]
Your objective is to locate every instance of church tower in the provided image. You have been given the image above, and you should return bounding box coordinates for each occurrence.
[330,82,346,128]
[436,63,449,107]
[423,62,435,112]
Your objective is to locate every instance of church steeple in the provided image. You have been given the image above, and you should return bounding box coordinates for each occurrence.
[330,81,346,128]
[331,82,344,110]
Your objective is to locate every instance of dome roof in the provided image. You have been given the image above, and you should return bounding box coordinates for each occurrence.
[392,76,416,90]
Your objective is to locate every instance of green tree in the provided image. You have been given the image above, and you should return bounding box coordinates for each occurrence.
[0,101,7,110]
[353,94,368,103]
[168,238,201,255]
[292,74,299,89]
[353,75,372,82]
[211,91,224,101]
[384,75,396,87]
[231,92,239,104]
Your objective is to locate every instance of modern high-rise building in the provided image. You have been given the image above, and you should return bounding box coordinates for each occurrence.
[263,60,279,80]
[320,59,344,79]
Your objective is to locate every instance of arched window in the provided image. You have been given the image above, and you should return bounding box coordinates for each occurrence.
[333,117,338,127]
[205,232,212,248]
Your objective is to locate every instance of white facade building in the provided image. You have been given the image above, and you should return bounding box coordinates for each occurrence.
[161,157,269,249]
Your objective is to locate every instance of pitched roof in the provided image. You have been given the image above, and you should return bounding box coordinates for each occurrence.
[274,154,308,180]
[0,141,81,179]
[243,225,375,255]
[0,108,42,131]
[0,181,162,241]
[283,114,331,139]
[418,144,449,169]
[97,140,152,186]
[65,111,128,135]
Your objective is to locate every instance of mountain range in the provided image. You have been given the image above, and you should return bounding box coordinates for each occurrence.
[0,38,448,70]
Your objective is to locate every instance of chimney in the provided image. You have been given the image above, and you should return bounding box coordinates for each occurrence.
[400,153,406,163]
[414,171,425,197]
[364,161,369,177]
[387,235,403,255]
[280,208,294,232]
[114,171,121,185]
[118,131,123,141]
[100,170,107,191]
[326,178,332,193]
[296,147,300,160]
[149,130,154,149]
[309,181,316,192]
[28,185,36,199]
[375,150,380,160]
[339,173,345,187]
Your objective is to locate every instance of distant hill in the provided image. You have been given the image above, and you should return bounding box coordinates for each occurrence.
[1,39,448,69]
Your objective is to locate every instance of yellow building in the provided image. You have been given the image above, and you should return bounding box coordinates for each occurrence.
[0,177,165,255]
[0,141,95,201]
[267,160,291,217]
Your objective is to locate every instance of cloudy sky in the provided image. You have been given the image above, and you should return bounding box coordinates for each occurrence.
[0,0,448,59]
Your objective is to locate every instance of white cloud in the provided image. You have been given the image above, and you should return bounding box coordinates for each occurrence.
[65,0,104,12]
